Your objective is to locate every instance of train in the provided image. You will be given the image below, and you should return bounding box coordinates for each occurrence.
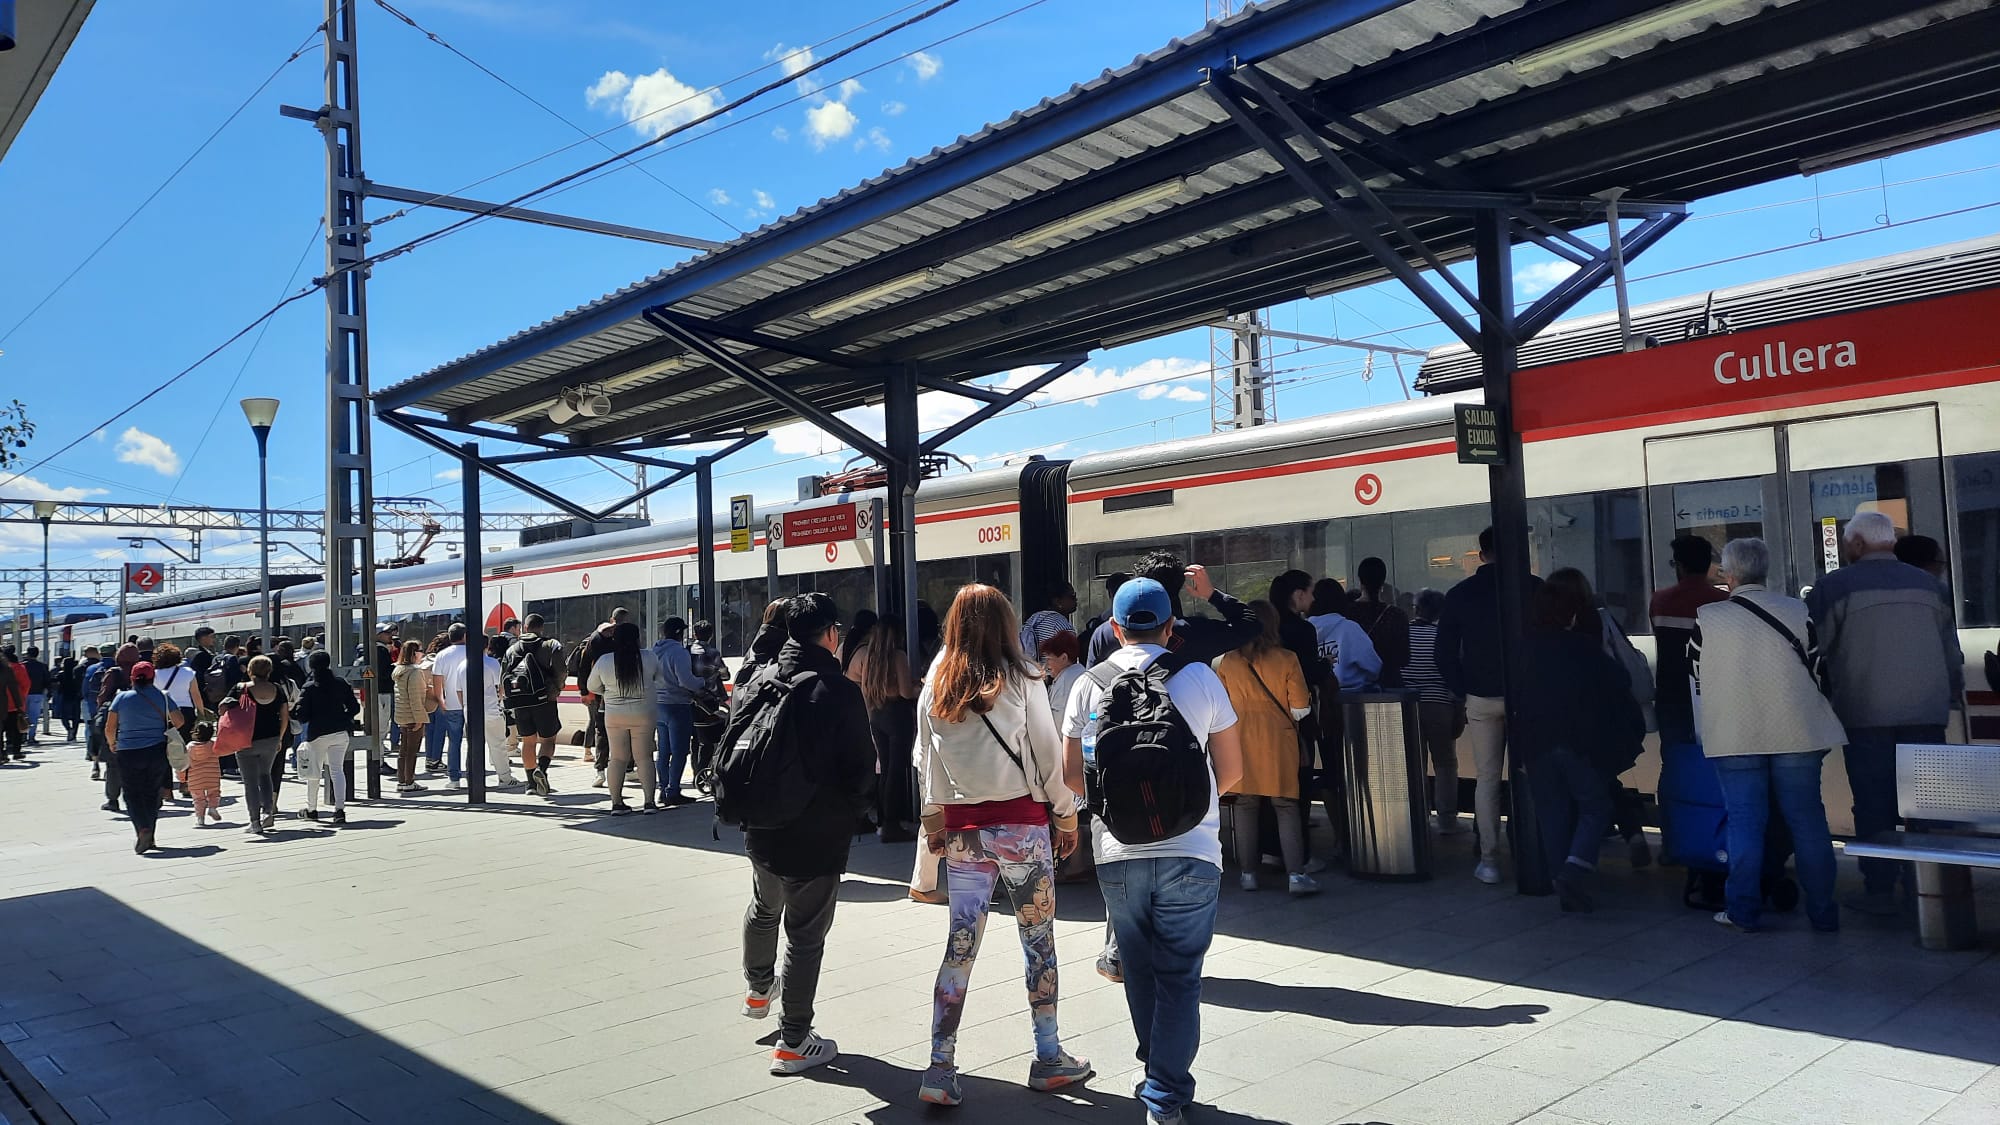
[74,238,2000,825]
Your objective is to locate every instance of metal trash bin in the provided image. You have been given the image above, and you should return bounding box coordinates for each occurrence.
[1341,689,1432,881]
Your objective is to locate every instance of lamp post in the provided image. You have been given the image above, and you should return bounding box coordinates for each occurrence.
[33,500,56,737]
[240,398,281,644]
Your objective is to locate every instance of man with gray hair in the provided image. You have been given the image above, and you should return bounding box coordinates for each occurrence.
[1806,509,1963,917]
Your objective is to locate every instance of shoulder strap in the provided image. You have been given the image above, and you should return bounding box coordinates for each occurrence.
[1084,659,1123,690]
[976,708,1042,793]
[1729,596,1812,673]
[1243,660,1298,734]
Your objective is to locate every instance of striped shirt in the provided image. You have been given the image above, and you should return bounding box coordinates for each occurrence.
[1403,620,1456,705]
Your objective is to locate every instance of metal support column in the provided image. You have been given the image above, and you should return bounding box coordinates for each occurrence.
[883,366,922,664]
[1473,210,1548,897]
[461,442,485,806]
[695,457,716,631]
[318,0,382,800]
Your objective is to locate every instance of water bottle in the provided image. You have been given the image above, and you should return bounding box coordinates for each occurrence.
[1081,710,1098,767]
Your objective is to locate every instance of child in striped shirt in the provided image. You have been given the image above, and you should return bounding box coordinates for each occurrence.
[184,722,223,825]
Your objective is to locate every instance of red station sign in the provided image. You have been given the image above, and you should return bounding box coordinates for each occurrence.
[781,503,859,548]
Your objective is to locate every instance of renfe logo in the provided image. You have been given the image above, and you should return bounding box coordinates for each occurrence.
[1712,338,1858,385]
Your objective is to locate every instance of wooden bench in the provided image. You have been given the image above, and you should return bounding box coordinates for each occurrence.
[1844,832,2000,950]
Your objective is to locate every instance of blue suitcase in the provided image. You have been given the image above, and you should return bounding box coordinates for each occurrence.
[1655,741,1798,912]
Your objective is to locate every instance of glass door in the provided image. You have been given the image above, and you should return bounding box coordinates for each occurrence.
[648,563,688,632]
[1781,406,1946,595]
[1643,425,1786,590]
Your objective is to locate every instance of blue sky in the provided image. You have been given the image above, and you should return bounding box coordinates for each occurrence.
[1,0,1997,591]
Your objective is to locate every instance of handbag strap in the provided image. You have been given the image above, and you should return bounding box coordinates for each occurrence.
[976,698,1043,795]
[1245,659,1299,734]
[1729,595,1813,674]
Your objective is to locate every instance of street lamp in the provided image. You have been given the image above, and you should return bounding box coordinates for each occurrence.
[240,398,280,644]
[33,500,56,738]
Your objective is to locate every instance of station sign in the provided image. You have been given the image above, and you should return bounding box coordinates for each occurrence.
[780,503,859,548]
[1454,403,1508,465]
[124,562,166,595]
[729,495,755,553]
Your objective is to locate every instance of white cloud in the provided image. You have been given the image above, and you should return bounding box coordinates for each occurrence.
[771,125,790,142]
[586,66,722,140]
[436,467,463,482]
[1514,260,1578,298]
[706,188,732,206]
[838,77,865,102]
[805,99,858,150]
[882,100,906,117]
[1001,356,1207,407]
[908,51,942,81]
[91,428,107,443]
[753,189,776,210]
[858,127,891,153]
[766,43,820,97]
[92,548,129,561]
[114,427,180,475]
[0,473,104,501]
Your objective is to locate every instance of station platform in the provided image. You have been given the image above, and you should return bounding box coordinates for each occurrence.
[2,738,1997,1125]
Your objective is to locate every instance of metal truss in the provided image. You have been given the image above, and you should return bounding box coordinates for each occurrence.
[1204,62,1686,352]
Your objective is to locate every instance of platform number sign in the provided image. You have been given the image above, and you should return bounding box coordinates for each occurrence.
[729,495,755,553]
[124,562,166,595]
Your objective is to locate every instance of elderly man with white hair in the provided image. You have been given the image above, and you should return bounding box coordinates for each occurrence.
[1806,508,1964,917]
[1691,538,1845,932]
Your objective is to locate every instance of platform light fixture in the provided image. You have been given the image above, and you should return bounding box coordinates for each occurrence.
[1007,178,1189,250]
[1511,0,1740,79]
[805,268,940,320]
[490,358,694,426]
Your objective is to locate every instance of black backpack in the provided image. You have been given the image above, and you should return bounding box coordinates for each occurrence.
[711,667,821,831]
[1084,654,1211,845]
[202,661,233,711]
[502,639,554,710]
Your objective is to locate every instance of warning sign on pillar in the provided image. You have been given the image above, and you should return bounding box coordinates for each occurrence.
[124,562,166,595]
[781,503,859,547]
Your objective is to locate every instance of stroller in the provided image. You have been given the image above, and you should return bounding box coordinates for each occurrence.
[1655,741,1800,913]
[691,689,727,797]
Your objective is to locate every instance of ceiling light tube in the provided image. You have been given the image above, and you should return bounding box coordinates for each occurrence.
[601,355,692,391]
[1007,178,1189,250]
[1512,0,1741,78]
[491,399,552,425]
[806,268,940,320]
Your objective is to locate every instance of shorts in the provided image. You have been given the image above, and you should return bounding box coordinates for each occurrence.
[513,700,562,740]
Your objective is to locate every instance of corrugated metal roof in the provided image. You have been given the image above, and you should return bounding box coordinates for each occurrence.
[1415,233,2000,391]
[376,0,2000,447]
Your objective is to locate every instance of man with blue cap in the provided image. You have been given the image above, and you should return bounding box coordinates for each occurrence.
[1062,577,1242,1125]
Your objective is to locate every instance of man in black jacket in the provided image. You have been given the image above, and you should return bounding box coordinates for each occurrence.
[738,592,875,1077]
[1436,527,1543,886]
[1085,551,1259,666]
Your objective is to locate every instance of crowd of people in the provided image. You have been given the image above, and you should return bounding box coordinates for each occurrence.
[2,500,1970,1124]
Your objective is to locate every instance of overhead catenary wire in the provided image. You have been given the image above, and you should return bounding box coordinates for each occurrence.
[0,24,325,347]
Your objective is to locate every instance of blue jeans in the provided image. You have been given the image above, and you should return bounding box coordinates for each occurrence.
[656,703,694,797]
[26,693,44,739]
[1097,857,1220,1120]
[428,708,465,782]
[1714,751,1838,930]
[1526,745,1612,874]
[1843,725,1945,894]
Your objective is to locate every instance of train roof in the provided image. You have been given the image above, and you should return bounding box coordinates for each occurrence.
[1416,234,2000,393]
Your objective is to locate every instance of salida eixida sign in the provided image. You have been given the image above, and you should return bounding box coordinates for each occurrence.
[1455,403,1508,466]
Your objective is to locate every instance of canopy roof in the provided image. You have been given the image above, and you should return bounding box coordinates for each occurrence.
[375,0,2000,447]
[0,0,94,164]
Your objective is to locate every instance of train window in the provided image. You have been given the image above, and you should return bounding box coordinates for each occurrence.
[717,578,769,657]
[1193,526,1302,617]
[1951,452,2000,627]
[1389,505,1484,605]
[799,567,875,631]
[1103,489,1174,513]
[1668,477,1767,571]
[974,554,1014,606]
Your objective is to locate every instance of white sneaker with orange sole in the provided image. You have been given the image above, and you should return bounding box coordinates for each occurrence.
[743,978,778,1019]
[770,1030,836,1075]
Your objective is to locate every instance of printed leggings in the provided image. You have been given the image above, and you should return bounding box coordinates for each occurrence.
[931,822,1062,1069]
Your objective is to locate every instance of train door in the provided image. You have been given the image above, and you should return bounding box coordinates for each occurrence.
[494,582,525,634]
[647,563,689,631]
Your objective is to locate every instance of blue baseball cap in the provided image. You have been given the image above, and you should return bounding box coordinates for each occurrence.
[1112,577,1172,630]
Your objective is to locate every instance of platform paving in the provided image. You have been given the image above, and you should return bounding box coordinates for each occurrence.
[3,735,1998,1125]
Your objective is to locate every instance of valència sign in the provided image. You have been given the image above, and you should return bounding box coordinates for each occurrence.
[1454,403,1508,466]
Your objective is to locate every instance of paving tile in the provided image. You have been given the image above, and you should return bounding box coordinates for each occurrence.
[1728,1058,1953,1125]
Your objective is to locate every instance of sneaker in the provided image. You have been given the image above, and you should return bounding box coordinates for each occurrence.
[331,810,346,825]
[769,1030,836,1075]
[1148,1111,1186,1125]
[425,759,444,773]
[918,1064,963,1106]
[398,782,427,794]
[1094,950,1123,984]
[1473,859,1502,885]
[1301,856,1329,875]
[1238,873,1259,892]
[302,809,320,822]
[609,804,632,816]
[1554,863,1594,913]
[592,769,607,789]
[494,777,524,790]
[640,804,658,814]
[908,887,947,905]
[101,800,120,812]
[743,979,777,1019]
[1259,852,1284,871]
[1027,1050,1093,1092]
[529,768,550,797]
[1714,910,1750,931]
[1288,873,1321,897]
[1628,835,1654,868]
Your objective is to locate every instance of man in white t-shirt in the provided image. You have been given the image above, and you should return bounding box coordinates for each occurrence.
[1062,577,1241,1125]
[476,634,521,789]
[429,624,469,791]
